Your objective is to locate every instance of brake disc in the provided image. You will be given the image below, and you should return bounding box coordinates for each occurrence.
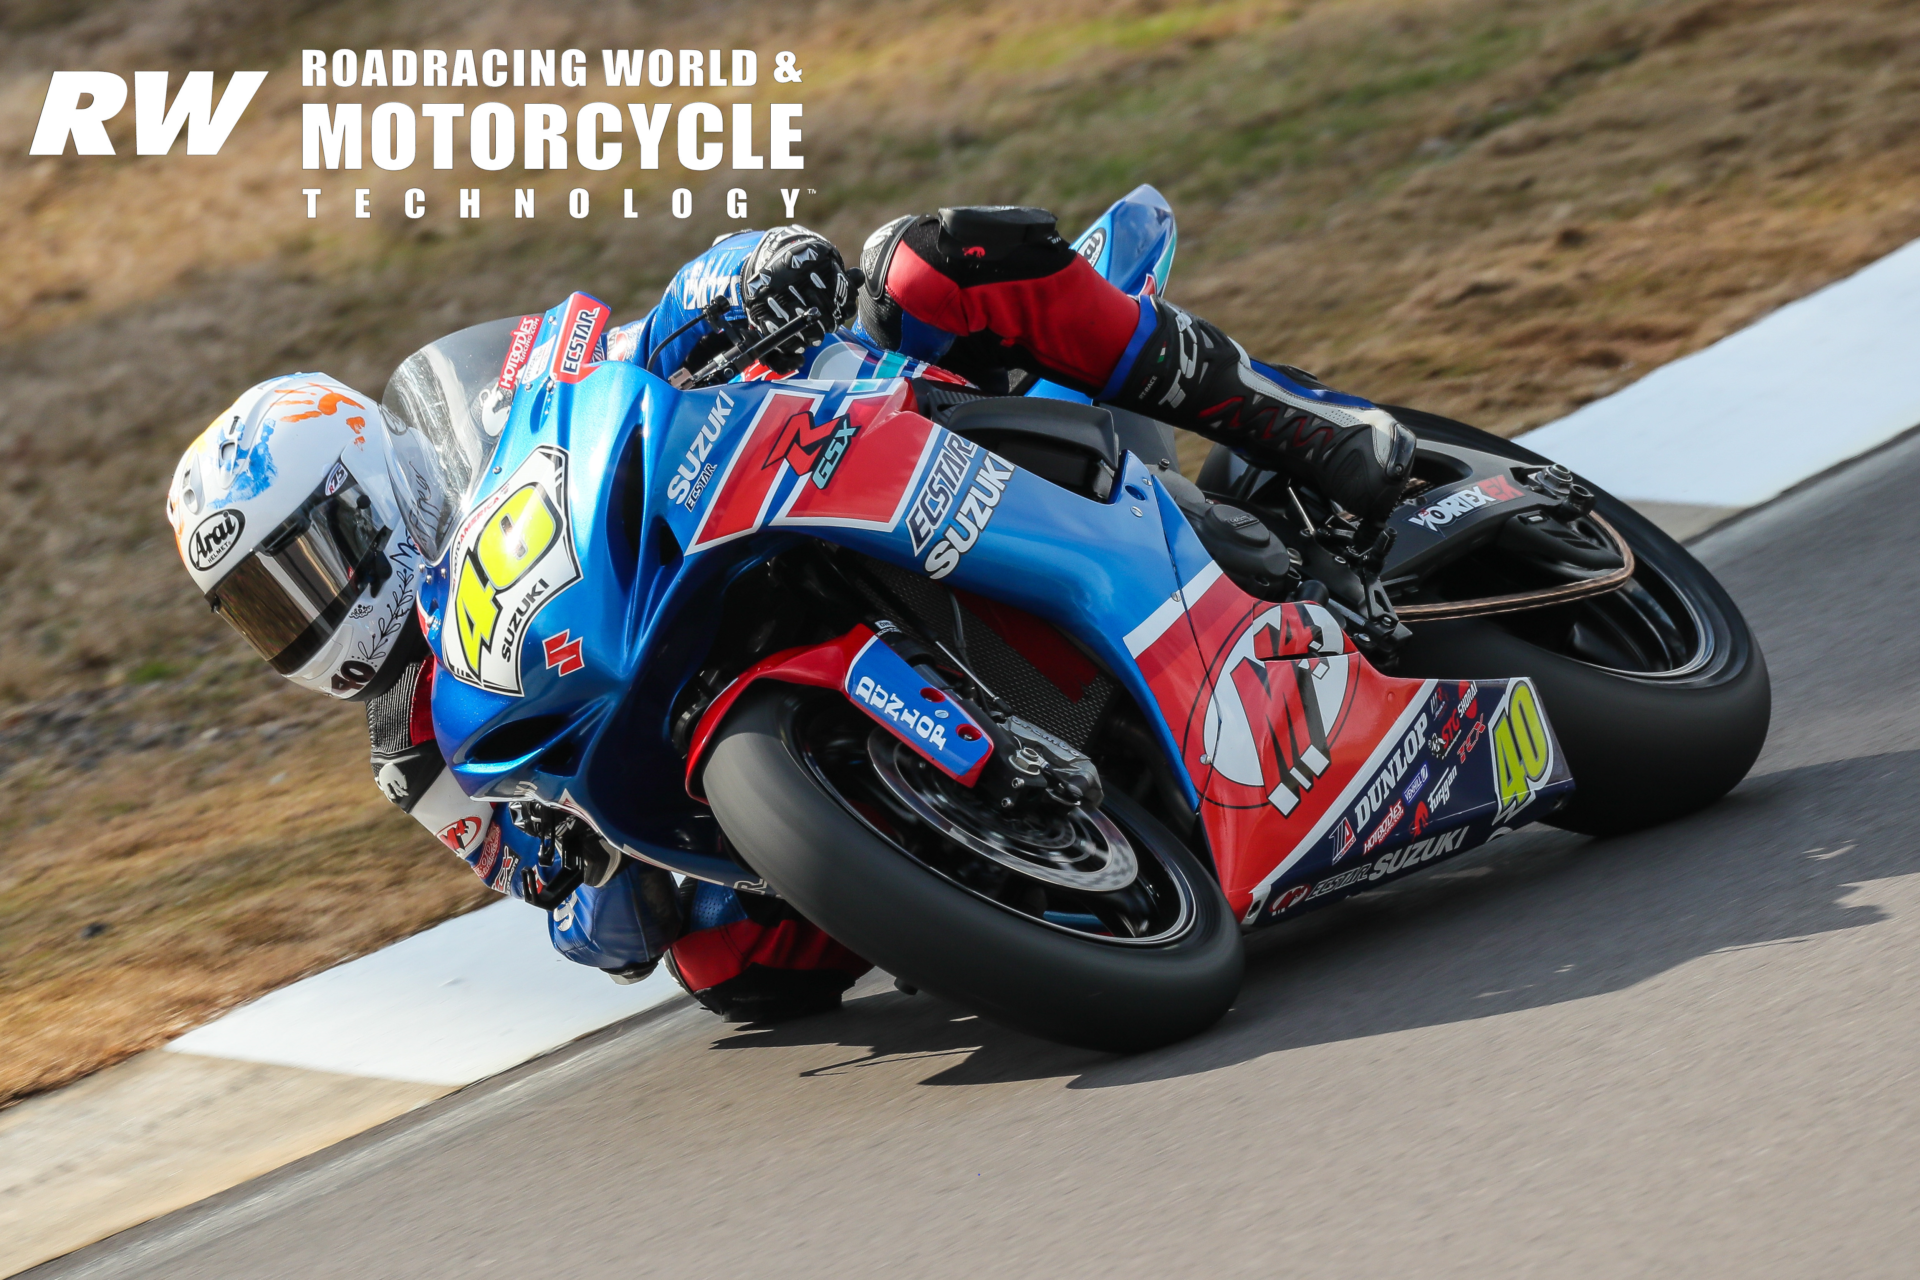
[867,731,1138,893]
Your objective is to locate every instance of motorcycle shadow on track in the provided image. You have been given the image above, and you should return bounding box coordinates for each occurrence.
[704,749,1920,1089]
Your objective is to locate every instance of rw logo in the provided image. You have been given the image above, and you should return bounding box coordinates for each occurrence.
[29,71,266,155]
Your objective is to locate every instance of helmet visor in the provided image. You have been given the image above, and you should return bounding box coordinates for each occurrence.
[207,463,391,674]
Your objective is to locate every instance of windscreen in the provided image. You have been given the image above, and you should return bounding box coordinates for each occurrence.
[380,315,529,559]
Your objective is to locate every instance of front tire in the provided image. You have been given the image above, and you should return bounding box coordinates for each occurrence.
[704,685,1244,1052]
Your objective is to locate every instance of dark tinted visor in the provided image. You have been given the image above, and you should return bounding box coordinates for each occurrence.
[207,466,390,674]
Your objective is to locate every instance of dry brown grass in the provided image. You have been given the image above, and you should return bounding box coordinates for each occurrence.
[2,0,1917,1106]
[0,709,491,1102]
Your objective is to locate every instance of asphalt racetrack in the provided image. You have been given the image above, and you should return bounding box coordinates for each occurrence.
[39,431,1920,1279]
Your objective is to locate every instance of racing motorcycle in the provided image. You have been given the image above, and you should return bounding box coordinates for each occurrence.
[388,186,1769,1051]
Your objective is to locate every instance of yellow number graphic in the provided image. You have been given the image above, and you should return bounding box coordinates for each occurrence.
[1509,682,1550,781]
[1493,682,1551,808]
[455,556,500,673]
[452,484,562,674]
[475,485,559,591]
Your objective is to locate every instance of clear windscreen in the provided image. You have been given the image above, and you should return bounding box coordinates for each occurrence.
[380,315,530,559]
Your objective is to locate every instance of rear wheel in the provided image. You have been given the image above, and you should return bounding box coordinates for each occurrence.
[1382,407,1769,835]
[704,684,1243,1051]
[1198,410,1770,835]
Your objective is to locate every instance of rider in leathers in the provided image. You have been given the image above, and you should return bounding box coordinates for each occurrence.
[195,206,1415,1024]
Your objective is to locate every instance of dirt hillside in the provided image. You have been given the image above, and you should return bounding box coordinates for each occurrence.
[3,0,1918,1106]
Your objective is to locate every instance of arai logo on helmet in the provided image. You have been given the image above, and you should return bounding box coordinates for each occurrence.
[187,509,244,572]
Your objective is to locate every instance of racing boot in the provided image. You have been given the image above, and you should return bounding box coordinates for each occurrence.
[1110,300,1416,520]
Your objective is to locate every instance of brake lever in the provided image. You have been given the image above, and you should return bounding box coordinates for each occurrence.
[680,306,825,388]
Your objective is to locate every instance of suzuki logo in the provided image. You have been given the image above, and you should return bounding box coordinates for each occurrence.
[543,629,584,677]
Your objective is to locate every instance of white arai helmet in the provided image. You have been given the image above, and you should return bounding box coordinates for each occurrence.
[167,374,449,699]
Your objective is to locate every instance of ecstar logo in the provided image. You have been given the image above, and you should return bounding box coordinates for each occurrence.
[551,295,610,384]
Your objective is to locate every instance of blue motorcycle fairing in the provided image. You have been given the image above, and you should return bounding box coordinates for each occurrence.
[424,313,1215,889]
[644,377,1209,803]
[1073,182,1177,299]
[417,188,1568,916]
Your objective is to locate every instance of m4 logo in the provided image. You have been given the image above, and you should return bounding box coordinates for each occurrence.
[1198,614,1351,817]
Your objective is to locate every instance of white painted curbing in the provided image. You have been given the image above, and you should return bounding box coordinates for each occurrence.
[166,899,681,1086]
[1518,236,1920,509]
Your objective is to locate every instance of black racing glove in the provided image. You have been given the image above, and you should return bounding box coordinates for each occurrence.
[739,227,856,368]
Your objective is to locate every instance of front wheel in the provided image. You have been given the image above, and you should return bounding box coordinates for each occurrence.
[703,685,1243,1052]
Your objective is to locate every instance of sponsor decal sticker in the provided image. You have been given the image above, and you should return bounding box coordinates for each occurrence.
[549,294,611,384]
[1266,882,1313,917]
[1367,826,1469,881]
[923,452,1014,580]
[1351,713,1430,829]
[1077,227,1107,267]
[852,674,953,752]
[1363,798,1405,855]
[443,445,582,696]
[1332,818,1356,863]
[686,390,825,550]
[810,415,860,488]
[773,391,941,533]
[1489,678,1555,822]
[438,816,483,853]
[1407,474,1526,532]
[543,629,584,677]
[1307,863,1374,902]
[1189,605,1350,817]
[1281,826,1477,916]
[906,434,980,553]
[845,636,994,783]
[667,390,735,508]
[1402,760,1431,806]
[497,315,542,393]
[471,824,506,885]
[1428,764,1458,812]
[187,508,244,572]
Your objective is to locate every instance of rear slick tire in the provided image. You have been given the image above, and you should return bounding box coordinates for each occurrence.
[703,684,1244,1052]
[1383,406,1772,837]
